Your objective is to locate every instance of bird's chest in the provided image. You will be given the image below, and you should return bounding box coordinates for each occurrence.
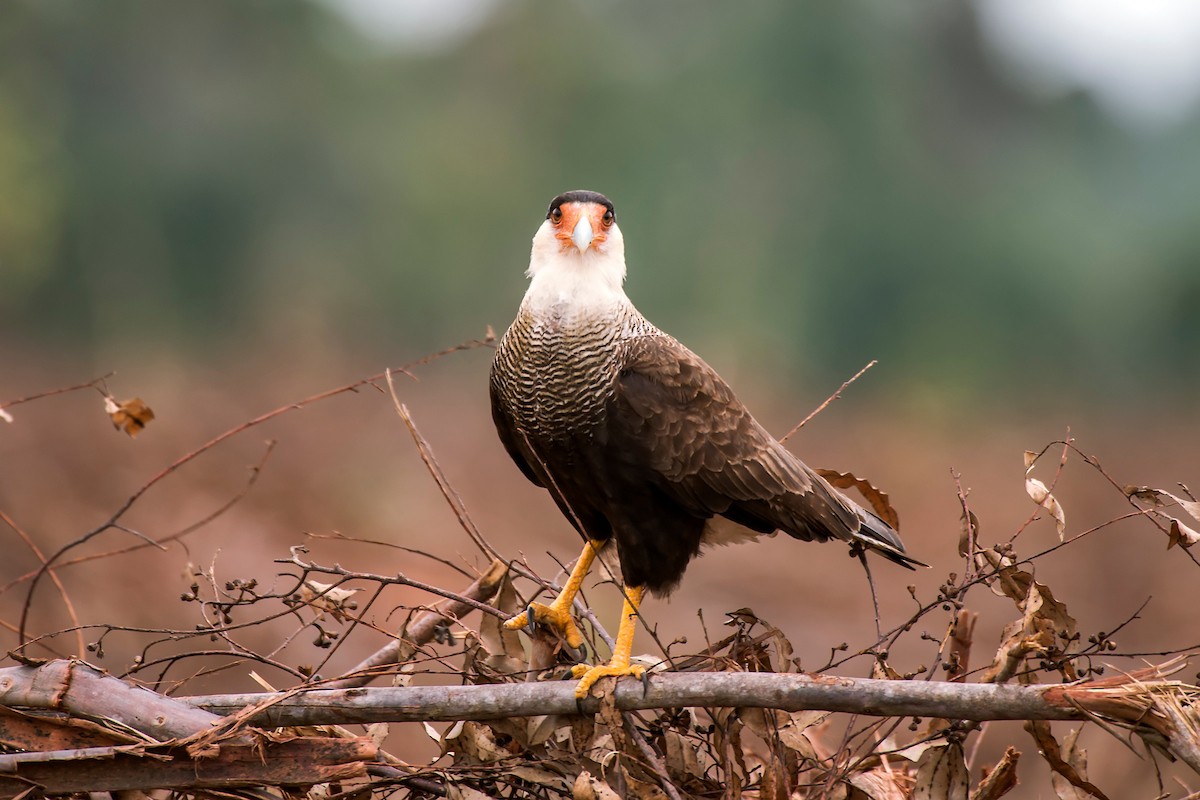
[495,313,621,444]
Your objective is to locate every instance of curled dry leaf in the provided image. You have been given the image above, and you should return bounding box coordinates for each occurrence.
[817,468,901,531]
[983,568,1078,683]
[912,741,969,800]
[477,570,526,674]
[446,720,510,765]
[105,396,155,438]
[1023,452,1065,540]
[983,617,1053,684]
[1124,485,1200,549]
[299,580,360,621]
[848,768,908,800]
[975,551,1077,641]
[970,746,1020,800]
[739,707,829,762]
[1025,722,1110,800]
[958,509,980,558]
[573,770,622,800]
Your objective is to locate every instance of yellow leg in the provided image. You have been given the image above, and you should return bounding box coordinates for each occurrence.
[571,585,646,698]
[503,539,604,649]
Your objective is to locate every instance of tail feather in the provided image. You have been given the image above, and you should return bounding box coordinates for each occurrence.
[853,509,927,569]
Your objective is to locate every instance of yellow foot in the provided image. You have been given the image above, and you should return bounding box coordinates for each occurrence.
[503,602,585,649]
[570,660,647,699]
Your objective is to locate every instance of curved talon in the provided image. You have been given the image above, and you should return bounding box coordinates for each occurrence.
[502,601,585,649]
[570,661,647,699]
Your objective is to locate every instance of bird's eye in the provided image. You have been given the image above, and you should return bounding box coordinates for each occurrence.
[601,210,614,228]
[549,207,563,224]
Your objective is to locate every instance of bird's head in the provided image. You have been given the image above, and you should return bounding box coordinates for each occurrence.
[526,191,627,298]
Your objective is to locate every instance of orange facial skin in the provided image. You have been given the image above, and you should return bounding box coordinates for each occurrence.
[549,201,615,254]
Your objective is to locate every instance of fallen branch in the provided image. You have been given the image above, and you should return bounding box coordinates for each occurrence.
[0,737,376,795]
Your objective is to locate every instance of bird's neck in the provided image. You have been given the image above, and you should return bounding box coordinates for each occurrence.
[521,253,632,322]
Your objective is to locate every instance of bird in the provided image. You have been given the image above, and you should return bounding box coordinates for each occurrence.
[489,190,925,698]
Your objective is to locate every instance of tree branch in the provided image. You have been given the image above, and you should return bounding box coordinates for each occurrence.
[185,672,1087,724]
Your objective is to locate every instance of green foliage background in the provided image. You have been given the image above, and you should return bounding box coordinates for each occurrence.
[2,1,1197,406]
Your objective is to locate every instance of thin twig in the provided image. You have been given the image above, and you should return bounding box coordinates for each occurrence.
[780,360,877,442]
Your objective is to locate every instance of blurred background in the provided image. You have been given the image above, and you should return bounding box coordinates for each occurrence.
[1,1,1198,795]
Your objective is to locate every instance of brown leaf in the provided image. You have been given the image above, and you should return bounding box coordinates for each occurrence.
[105,396,155,438]
[573,767,624,800]
[848,768,908,800]
[298,580,360,622]
[958,509,980,558]
[1168,517,1200,549]
[1025,722,1109,800]
[510,765,568,791]
[1023,456,1066,542]
[573,770,622,800]
[662,729,703,780]
[817,468,901,531]
[974,551,1076,641]
[739,707,828,761]
[1124,485,1200,523]
[1125,485,1200,549]
[446,720,509,765]
[913,741,970,800]
[970,746,1019,800]
[477,571,526,674]
[946,610,977,682]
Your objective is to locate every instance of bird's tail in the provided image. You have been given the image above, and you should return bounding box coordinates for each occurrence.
[852,509,928,570]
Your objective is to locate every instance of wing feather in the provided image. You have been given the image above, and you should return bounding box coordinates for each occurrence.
[607,334,909,559]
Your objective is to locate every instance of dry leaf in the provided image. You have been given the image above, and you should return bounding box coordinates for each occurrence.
[817,468,901,531]
[0,406,12,423]
[447,785,495,800]
[477,571,526,674]
[848,768,908,800]
[365,722,389,749]
[958,509,980,558]
[509,765,568,791]
[105,396,155,438]
[1124,486,1200,549]
[1025,722,1109,800]
[1168,517,1200,549]
[913,741,970,800]
[971,746,1020,800]
[446,720,509,765]
[573,770,621,800]
[662,729,703,780]
[299,580,359,621]
[1124,485,1200,523]
[983,618,1051,684]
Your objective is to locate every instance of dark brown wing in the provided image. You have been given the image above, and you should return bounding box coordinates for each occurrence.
[608,334,919,567]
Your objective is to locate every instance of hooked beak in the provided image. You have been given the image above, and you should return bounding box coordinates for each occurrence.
[572,215,594,253]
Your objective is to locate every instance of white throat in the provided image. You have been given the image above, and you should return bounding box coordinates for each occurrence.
[522,220,630,317]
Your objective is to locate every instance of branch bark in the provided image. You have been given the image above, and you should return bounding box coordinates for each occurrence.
[4,660,1198,786]
[187,672,1084,724]
[0,738,375,796]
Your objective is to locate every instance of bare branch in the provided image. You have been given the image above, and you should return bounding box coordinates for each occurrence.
[325,558,509,690]
[179,670,1174,727]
